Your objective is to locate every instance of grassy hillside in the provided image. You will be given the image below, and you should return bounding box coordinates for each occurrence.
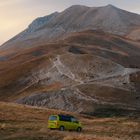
[0,102,140,140]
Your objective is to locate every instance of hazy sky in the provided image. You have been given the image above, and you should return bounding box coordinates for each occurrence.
[0,0,140,45]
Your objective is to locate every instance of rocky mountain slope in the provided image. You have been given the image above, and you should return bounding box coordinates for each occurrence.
[1,4,140,54]
[0,30,140,114]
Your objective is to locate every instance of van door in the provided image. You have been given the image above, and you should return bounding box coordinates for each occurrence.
[59,115,72,130]
[65,116,73,130]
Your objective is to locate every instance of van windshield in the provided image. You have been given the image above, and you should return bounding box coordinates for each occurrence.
[49,116,57,121]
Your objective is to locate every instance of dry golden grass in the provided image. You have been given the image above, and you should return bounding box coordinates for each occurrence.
[0,101,140,140]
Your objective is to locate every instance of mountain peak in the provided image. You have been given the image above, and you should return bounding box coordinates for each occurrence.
[106,4,116,8]
[103,4,119,10]
[68,5,89,8]
[68,4,117,9]
[1,4,140,50]
[66,5,89,11]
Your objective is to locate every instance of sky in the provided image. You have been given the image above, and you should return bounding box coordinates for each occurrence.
[0,0,140,45]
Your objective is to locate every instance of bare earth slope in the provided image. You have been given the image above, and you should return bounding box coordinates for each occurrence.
[0,30,140,114]
[127,28,140,41]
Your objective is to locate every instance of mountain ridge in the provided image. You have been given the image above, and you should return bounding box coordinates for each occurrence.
[1,4,140,52]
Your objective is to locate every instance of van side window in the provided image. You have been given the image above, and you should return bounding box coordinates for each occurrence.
[59,115,71,122]
[49,116,57,121]
[71,117,79,123]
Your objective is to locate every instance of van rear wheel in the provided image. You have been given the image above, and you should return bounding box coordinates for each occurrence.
[59,126,64,131]
[77,127,82,132]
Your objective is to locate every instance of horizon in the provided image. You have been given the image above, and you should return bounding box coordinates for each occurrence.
[0,0,140,46]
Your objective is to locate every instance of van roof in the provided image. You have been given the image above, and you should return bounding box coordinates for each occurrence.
[58,114,74,118]
[49,114,74,118]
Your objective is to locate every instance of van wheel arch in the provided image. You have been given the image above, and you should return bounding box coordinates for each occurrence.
[59,126,64,131]
[77,127,82,132]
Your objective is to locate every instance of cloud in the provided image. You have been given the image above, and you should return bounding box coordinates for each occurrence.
[0,0,20,7]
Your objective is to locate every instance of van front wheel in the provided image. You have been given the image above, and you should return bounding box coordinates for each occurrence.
[59,126,64,131]
[77,127,82,132]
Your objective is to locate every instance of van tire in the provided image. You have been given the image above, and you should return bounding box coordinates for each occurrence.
[59,126,64,131]
[77,127,82,132]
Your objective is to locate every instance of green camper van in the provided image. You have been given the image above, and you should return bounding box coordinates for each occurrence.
[48,114,82,132]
